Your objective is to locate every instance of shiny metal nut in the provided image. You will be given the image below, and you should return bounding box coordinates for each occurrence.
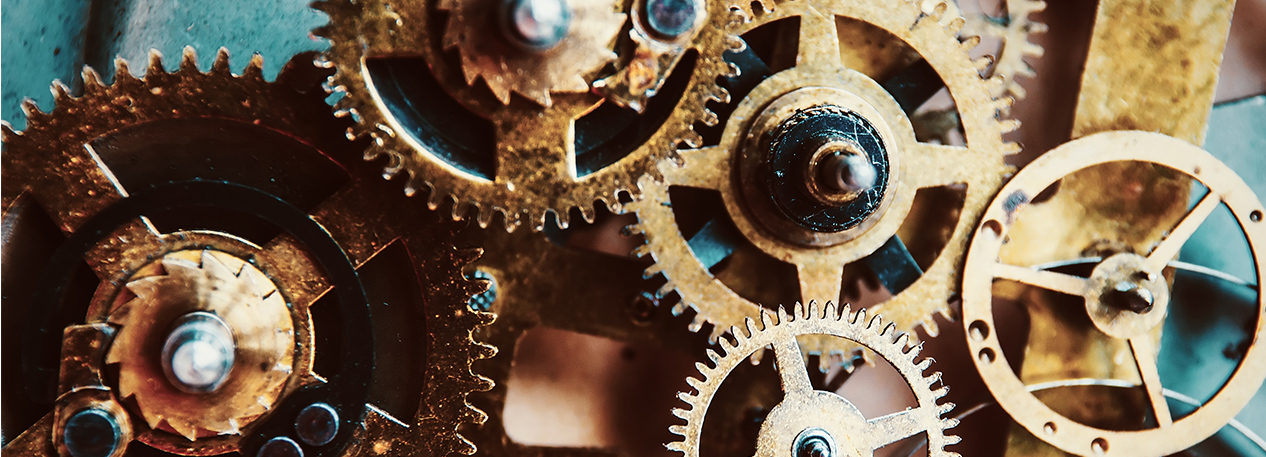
[503,0,572,50]
[295,403,340,447]
[63,408,122,457]
[161,311,236,394]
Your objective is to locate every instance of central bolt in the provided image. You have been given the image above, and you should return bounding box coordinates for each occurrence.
[502,0,572,51]
[161,312,236,394]
[817,151,877,195]
[645,0,701,38]
[63,408,122,457]
[794,428,836,457]
[1107,280,1155,313]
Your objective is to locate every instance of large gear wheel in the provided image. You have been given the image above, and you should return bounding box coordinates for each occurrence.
[961,131,1266,457]
[667,301,959,457]
[314,0,734,231]
[629,0,1017,363]
[0,49,494,457]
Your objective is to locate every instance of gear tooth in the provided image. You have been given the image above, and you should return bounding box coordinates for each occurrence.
[744,317,759,338]
[867,313,883,330]
[700,109,720,127]
[942,418,960,429]
[578,203,596,224]
[680,129,704,149]
[881,321,897,337]
[666,441,687,451]
[2,122,18,139]
[686,376,705,391]
[959,35,982,51]
[806,300,820,319]
[475,205,495,228]
[655,281,676,299]
[920,318,941,338]
[672,302,690,316]
[81,66,105,92]
[985,75,1006,94]
[893,332,911,349]
[212,48,232,74]
[112,57,133,83]
[243,53,266,80]
[671,408,691,420]
[973,55,994,74]
[624,223,645,236]
[945,16,966,35]
[998,118,1021,134]
[775,306,790,325]
[916,357,933,372]
[668,424,688,436]
[632,243,652,258]
[993,96,1015,113]
[643,262,665,279]
[706,348,722,364]
[822,301,838,319]
[852,307,867,326]
[50,82,73,104]
[147,49,166,77]
[179,46,199,73]
[906,340,924,357]
[938,402,955,416]
[687,314,705,332]
[926,2,947,22]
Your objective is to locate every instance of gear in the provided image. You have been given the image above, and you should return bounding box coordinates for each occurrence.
[314,0,733,231]
[0,48,494,457]
[439,0,624,106]
[961,131,1266,457]
[628,0,1017,364]
[960,0,1047,100]
[667,301,959,457]
[106,251,294,441]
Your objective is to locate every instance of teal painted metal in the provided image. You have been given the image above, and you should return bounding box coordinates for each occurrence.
[2,0,328,130]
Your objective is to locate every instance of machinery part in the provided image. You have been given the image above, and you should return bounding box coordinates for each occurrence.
[593,0,709,111]
[667,301,959,457]
[959,0,1047,100]
[0,48,494,457]
[629,0,1016,362]
[314,0,733,231]
[440,0,624,105]
[961,131,1266,457]
[106,251,294,440]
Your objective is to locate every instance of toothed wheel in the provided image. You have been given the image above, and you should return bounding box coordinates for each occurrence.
[628,0,1017,363]
[960,0,1047,101]
[314,0,735,231]
[0,49,495,457]
[667,301,960,457]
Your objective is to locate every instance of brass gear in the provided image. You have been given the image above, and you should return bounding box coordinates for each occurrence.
[313,0,734,231]
[440,0,624,106]
[0,48,494,457]
[628,0,1017,364]
[106,250,294,441]
[961,131,1266,457]
[667,301,959,457]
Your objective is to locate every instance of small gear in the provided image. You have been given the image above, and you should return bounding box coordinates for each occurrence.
[960,0,1047,100]
[961,131,1266,457]
[440,0,624,106]
[0,48,494,457]
[106,251,294,441]
[667,301,959,457]
[314,0,734,231]
[629,0,1017,364]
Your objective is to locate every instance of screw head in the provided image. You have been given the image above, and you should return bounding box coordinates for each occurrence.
[645,0,701,38]
[257,436,304,457]
[295,403,340,447]
[1108,281,1155,313]
[63,408,122,457]
[161,311,236,393]
[502,0,572,51]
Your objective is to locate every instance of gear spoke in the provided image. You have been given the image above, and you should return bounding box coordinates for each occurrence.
[666,146,728,190]
[1144,191,1219,272]
[261,234,333,310]
[864,405,935,450]
[993,263,1090,297]
[796,6,841,71]
[1128,336,1174,428]
[773,336,814,396]
[83,218,163,280]
[797,260,845,307]
[902,142,987,189]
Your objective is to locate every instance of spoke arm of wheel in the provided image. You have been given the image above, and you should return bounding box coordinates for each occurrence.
[262,234,332,310]
[1,411,56,455]
[773,337,813,397]
[863,406,935,450]
[1129,336,1173,428]
[993,263,1090,297]
[1145,192,1220,272]
[797,260,844,308]
[84,217,162,279]
[797,7,841,70]
[902,143,992,189]
[666,146,727,190]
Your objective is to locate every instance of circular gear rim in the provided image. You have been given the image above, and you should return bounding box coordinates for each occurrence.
[667,301,960,457]
[0,47,497,457]
[629,0,1018,361]
[313,0,737,231]
[960,130,1266,457]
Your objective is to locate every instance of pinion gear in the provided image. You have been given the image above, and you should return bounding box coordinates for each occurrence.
[1,48,495,457]
[667,301,959,457]
[629,0,1017,365]
[313,0,734,231]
